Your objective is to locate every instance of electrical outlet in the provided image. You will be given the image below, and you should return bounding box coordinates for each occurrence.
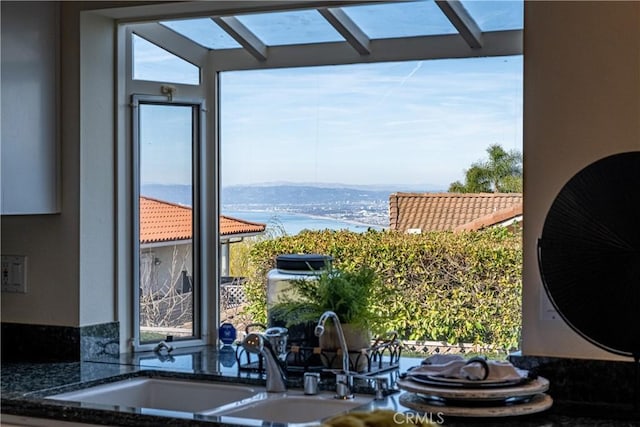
[1,255,27,293]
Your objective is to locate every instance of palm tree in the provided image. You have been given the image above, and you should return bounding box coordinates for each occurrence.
[449,144,522,193]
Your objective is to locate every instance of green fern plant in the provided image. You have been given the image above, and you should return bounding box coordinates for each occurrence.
[270,265,381,332]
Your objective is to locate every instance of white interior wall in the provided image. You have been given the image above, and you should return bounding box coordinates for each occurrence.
[79,10,116,326]
[521,1,640,360]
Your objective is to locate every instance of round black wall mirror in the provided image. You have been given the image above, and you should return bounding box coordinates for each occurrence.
[538,151,640,358]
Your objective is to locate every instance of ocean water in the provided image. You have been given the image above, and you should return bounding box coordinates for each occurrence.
[222,210,383,236]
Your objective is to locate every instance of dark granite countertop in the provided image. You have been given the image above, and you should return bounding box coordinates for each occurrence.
[1,345,638,426]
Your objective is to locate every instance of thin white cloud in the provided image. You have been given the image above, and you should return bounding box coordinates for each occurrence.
[218,56,522,188]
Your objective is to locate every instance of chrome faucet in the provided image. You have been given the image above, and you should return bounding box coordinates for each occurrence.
[315,311,354,399]
[242,332,287,392]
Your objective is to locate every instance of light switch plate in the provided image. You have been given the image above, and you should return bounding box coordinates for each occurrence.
[1,255,27,293]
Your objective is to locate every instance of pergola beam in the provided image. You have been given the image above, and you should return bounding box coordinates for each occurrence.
[212,16,268,61]
[317,7,370,55]
[131,22,209,67]
[209,30,522,72]
[435,0,483,49]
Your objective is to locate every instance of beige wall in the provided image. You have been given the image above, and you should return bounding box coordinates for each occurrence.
[522,1,640,360]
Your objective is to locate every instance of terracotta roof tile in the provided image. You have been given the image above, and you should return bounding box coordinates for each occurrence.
[219,215,268,236]
[454,202,523,232]
[140,196,193,244]
[389,192,523,233]
[140,196,266,244]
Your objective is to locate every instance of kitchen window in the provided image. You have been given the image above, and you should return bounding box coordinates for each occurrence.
[121,1,523,350]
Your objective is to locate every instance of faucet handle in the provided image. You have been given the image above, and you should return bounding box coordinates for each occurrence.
[303,372,320,395]
[334,373,354,400]
[374,376,389,400]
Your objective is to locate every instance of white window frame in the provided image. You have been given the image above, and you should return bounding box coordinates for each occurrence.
[119,1,522,351]
[124,26,216,351]
[131,94,206,350]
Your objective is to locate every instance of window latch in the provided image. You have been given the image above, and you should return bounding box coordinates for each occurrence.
[161,85,177,101]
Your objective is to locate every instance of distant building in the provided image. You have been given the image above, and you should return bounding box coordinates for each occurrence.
[389,192,522,233]
[139,196,266,296]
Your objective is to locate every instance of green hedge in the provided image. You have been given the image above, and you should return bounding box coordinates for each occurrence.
[242,227,522,353]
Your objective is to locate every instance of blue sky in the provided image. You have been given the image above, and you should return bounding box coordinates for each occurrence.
[140,104,193,185]
[220,56,522,190]
[136,1,523,191]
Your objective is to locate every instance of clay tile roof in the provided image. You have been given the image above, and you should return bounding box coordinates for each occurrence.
[454,202,523,232]
[219,215,268,236]
[140,196,193,244]
[389,192,523,233]
[140,196,266,244]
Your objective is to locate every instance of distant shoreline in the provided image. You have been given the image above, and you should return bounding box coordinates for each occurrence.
[222,208,386,230]
[292,212,387,230]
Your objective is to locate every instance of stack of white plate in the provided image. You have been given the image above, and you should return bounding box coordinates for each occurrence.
[396,372,552,418]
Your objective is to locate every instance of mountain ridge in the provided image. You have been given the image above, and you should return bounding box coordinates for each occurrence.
[141,183,444,207]
[141,183,445,227]
[226,181,442,193]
